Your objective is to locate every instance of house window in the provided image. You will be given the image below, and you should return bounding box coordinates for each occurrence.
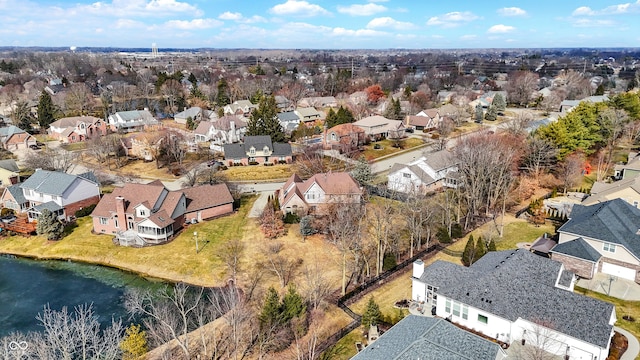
[99,217,108,225]
[445,298,451,313]
[140,209,146,216]
[603,242,616,253]
[403,173,411,178]
[249,147,256,155]
[453,302,460,317]
[478,314,488,324]
[331,133,337,141]
[462,305,468,320]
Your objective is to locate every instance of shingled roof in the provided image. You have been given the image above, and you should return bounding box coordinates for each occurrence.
[20,169,98,196]
[351,316,503,360]
[551,237,602,263]
[558,198,640,259]
[419,249,614,348]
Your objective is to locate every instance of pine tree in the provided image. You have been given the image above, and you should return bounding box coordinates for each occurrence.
[488,238,497,252]
[281,284,306,322]
[484,105,498,121]
[299,216,316,238]
[36,209,64,240]
[462,235,476,267]
[475,103,484,123]
[37,90,56,129]
[350,156,373,185]
[362,297,382,328]
[120,324,148,360]
[474,236,487,263]
[337,106,355,124]
[259,287,282,329]
[216,78,230,106]
[325,108,338,128]
[492,93,506,114]
[249,94,285,142]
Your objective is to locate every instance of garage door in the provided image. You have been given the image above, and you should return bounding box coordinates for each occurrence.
[602,262,636,281]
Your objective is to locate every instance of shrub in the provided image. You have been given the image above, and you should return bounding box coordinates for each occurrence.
[436,227,451,244]
[249,161,258,165]
[450,223,463,239]
[0,208,15,217]
[75,204,97,218]
[373,143,381,150]
[283,212,300,224]
[382,253,397,271]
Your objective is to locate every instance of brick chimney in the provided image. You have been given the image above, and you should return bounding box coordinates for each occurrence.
[115,196,126,230]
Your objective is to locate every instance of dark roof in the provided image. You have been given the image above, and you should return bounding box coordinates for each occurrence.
[277,111,300,122]
[32,201,63,212]
[273,142,292,156]
[351,316,503,360]
[222,143,246,159]
[20,169,96,196]
[558,198,640,259]
[244,135,272,150]
[5,184,26,204]
[223,136,292,159]
[419,249,614,348]
[0,159,19,172]
[551,238,602,263]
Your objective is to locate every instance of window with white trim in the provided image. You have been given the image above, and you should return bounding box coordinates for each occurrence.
[453,302,460,317]
[603,242,616,253]
[403,173,411,178]
[445,298,451,313]
[462,304,468,320]
[99,217,108,225]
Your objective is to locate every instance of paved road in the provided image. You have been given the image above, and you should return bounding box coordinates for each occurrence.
[371,147,430,174]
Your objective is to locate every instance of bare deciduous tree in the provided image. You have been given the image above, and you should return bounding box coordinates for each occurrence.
[301,262,333,311]
[293,144,347,179]
[64,83,93,116]
[557,152,585,194]
[522,138,558,181]
[325,203,365,295]
[264,242,302,288]
[518,320,566,360]
[218,238,245,282]
[23,147,79,173]
[506,71,539,107]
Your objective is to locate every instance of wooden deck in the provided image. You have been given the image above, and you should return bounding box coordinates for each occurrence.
[0,216,37,235]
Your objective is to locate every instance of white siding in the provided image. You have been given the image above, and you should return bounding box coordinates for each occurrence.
[559,233,640,265]
[304,182,326,205]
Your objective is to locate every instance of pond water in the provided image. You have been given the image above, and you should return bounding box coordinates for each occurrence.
[0,256,164,337]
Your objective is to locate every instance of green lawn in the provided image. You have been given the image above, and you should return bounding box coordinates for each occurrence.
[0,196,256,286]
[362,138,425,161]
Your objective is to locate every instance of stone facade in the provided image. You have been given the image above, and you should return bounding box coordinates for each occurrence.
[551,252,597,279]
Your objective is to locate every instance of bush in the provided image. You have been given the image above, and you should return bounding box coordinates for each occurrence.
[248,161,258,165]
[436,227,451,244]
[283,212,300,224]
[382,253,397,271]
[450,223,463,239]
[373,143,381,150]
[75,204,97,218]
[0,208,15,217]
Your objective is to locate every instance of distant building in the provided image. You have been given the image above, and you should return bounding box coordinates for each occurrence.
[107,110,159,132]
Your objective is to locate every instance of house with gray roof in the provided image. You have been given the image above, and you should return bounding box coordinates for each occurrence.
[222,135,292,166]
[553,198,640,284]
[276,111,301,133]
[560,95,609,113]
[173,107,202,125]
[387,149,458,194]
[412,249,616,360]
[0,169,100,222]
[107,110,159,132]
[351,315,506,360]
[0,159,20,187]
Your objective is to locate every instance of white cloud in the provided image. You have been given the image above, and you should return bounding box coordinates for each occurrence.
[460,34,477,40]
[426,11,479,28]
[572,1,640,16]
[487,24,515,33]
[270,0,331,17]
[332,27,384,37]
[115,19,144,29]
[573,6,595,16]
[337,3,387,16]
[78,0,202,17]
[571,18,615,27]
[497,7,527,16]
[219,11,242,20]
[165,18,223,29]
[366,17,414,30]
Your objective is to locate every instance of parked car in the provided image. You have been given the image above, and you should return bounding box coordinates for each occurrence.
[1,215,16,223]
[29,144,41,150]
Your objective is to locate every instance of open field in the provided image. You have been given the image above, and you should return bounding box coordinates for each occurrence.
[0,196,256,286]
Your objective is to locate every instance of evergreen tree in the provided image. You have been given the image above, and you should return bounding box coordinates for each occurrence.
[362,297,382,328]
[462,235,476,267]
[259,287,282,329]
[595,84,605,96]
[281,284,306,322]
[474,103,484,123]
[325,108,338,128]
[488,238,497,252]
[384,98,402,120]
[474,236,487,263]
[37,90,56,129]
[120,324,148,360]
[492,93,506,114]
[250,89,264,104]
[299,216,316,238]
[185,116,195,130]
[36,209,64,240]
[248,94,284,142]
[350,156,373,185]
[216,78,230,106]
[484,105,498,121]
[337,106,355,124]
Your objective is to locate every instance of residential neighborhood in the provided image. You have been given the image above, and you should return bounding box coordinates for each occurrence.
[0,45,640,360]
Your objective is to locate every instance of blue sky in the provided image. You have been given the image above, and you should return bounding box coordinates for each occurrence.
[1,0,639,49]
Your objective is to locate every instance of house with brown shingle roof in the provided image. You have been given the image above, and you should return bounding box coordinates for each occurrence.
[322,123,366,154]
[0,125,36,151]
[91,180,233,247]
[278,172,362,215]
[48,116,107,143]
[406,108,441,131]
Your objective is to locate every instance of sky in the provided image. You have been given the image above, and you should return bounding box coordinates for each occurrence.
[1,0,639,49]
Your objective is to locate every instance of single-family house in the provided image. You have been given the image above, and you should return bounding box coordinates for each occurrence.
[298,96,337,108]
[275,95,292,111]
[614,151,640,180]
[0,169,100,222]
[223,100,256,116]
[107,110,159,132]
[560,95,609,113]
[278,172,362,215]
[353,115,405,140]
[553,198,640,283]
[223,135,292,166]
[0,159,21,187]
[174,107,202,125]
[322,123,366,154]
[48,116,108,143]
[406,108,441,131]
[120,131,164,161]
[387,150,459,194]
[276,111,301,133]
[91,181,233,247]
[412,249,616,360]
[194,116,247,148]
[351,315,506,360]
[582,175,640,208]
[294,107,323,124]
[0,125,37,151]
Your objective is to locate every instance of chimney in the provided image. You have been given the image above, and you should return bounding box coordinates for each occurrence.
[413,259,424,279]
[115,196,126,230]
[230,120,236,142]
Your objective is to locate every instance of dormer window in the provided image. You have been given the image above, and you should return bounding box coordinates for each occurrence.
[263,146,270,153]
[249,147,256,155]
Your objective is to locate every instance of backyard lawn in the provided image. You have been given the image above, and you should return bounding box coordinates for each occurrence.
[0,196,256,286]
[221,163,294,181]
[362,137,425,161]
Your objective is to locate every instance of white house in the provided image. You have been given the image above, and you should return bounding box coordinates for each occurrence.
[223,100,255,116]
[107,109,159,132]
[193,116,247,151]
[387,149,458,194]
[173,107,202,125]
[412,249,615,360]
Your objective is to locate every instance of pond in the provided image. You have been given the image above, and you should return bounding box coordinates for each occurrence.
[0,256,164,337]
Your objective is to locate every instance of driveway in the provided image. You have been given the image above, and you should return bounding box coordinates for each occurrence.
[576,273,640,301]
[248,191,274,218]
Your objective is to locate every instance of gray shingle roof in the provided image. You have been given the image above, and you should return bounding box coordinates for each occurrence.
[424,149,456,171]
[558,198,640,258]
[20,169,95,196]
[222,143,245,159]
[5,184,26,204]
[420,250,614,348]
[273,142,292,156]
[0,159,19,172]
[223,136,292,159]
[32,201,63,212]
[244,135,272,150]
[351,316,502,360]
[551,238,602,263]
[277,111,300,122]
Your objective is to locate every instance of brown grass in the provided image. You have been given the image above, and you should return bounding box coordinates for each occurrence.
[362,138,425,161]
[221,164,294,182]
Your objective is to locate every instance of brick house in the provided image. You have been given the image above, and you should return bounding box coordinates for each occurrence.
[222,135,292,166]
[91,181,233,247]
[322,123,366,154]
[0,169,100,222]
[0,125,37,151]
[278,172,362,215]
[48,116,108,143]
